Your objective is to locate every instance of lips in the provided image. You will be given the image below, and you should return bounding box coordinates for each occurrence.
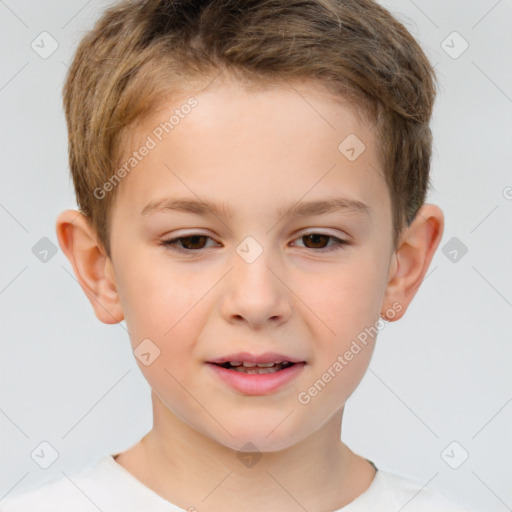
[206,360,306,395]
[207,352,306,375]
[205,351,307,393]
[212,361,296,374]
[207,352,305,365]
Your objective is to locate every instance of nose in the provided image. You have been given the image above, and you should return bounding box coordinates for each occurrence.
[220,245,292,329]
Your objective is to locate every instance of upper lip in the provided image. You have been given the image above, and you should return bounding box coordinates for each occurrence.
[207,352,306,364]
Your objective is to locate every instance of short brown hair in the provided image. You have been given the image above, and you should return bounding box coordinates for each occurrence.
[63,0,437,257]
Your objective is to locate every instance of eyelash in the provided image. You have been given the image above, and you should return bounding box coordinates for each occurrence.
[160,232,348,254]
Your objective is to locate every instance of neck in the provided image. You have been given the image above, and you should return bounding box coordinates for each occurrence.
[116,390,375,511]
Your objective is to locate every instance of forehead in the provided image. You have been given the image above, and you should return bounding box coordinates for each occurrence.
[113,78,387,222]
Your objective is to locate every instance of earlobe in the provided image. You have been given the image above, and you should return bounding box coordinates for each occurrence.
[55,209,124,324]
[381,204,444,321]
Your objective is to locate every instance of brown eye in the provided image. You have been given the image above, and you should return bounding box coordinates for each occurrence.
[162,234,216,253]
[176,235,208,250]
[301,234,330,249]
[293,233,348,253]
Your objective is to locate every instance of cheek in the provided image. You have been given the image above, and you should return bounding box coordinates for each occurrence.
[116,252,210,343]
[296,251,385,410]
[115,256,215,382]
[117,262,209,410]
[296,339,375,432]
[304,254,386,339]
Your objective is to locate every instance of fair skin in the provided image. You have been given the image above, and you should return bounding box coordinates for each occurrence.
[56,76,443,511]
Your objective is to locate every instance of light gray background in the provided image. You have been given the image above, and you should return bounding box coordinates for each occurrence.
[1,1,511,510]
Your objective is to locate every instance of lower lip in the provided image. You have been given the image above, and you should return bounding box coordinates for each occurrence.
[206,363,306,395]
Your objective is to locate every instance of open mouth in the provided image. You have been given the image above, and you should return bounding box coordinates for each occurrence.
[210,361,297,374]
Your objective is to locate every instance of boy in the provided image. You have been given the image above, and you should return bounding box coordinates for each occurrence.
[1,0,474,510]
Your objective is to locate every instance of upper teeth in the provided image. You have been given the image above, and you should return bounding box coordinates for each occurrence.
[229,361,288,367]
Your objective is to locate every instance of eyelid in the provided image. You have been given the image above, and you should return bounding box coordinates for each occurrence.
[291,231,348,251]
[162,228,348,243]
[160,229,349,255]
[298,228,347,238]
[163,227,348,240]
[162,231,219,246]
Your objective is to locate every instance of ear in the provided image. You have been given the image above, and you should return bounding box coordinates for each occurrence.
[55,209,124,324]
[381,204,444,321]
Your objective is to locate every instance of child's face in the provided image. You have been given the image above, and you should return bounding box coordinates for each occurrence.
[107,78,397,451]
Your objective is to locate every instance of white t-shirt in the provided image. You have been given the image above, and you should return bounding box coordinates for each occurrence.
[0,455,474,511]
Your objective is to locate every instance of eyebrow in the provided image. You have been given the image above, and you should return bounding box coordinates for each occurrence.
[140,196,371,219]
